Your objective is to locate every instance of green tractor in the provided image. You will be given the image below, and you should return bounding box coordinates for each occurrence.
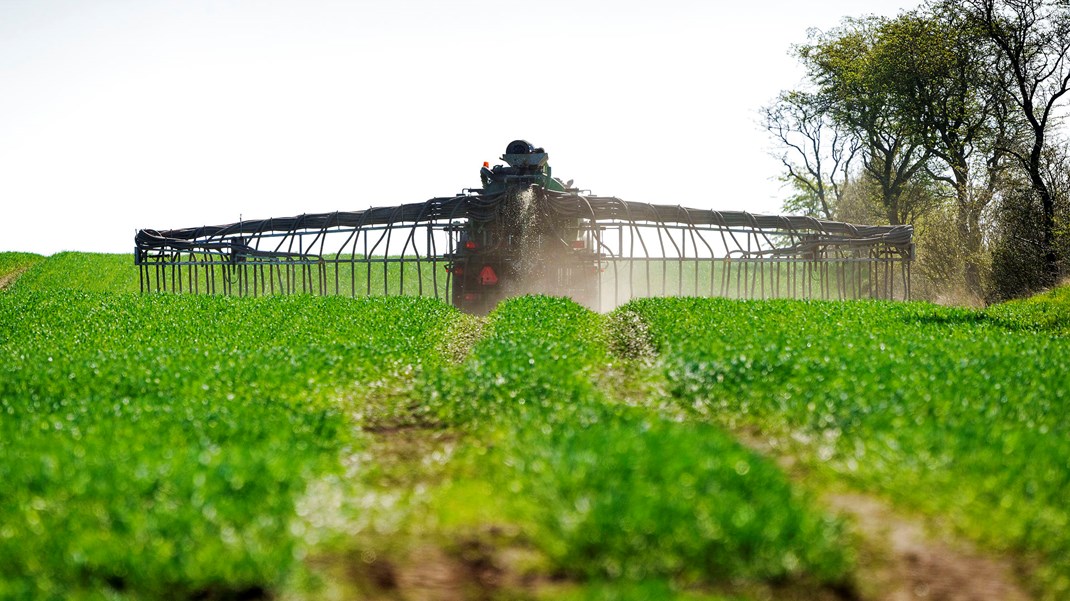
[449,139,599,314]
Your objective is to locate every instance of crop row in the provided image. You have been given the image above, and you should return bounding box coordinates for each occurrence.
[628,295,1070,598]
[422,295,851,596]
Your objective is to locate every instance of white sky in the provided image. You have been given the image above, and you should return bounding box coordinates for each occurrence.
[0,0,920,255]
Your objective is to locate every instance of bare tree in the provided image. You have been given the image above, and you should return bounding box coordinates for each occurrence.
[762,90,859,219]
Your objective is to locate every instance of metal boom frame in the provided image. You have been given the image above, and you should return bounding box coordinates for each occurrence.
[135,190,914,309]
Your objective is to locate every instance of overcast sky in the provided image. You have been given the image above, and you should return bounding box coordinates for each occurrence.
[0,0,921,255]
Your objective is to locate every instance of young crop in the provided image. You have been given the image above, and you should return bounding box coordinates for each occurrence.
[0,290,456,599]
[983,284,1070,335]
[428,295,851,592]
[0,252,42,284]
[11,252,140,293]
[626,295,1070,598]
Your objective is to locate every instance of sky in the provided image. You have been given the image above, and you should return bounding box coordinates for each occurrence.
[0,0,921,255]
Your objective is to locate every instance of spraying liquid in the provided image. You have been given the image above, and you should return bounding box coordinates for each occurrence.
[502,186,578,301]
[515,186,540,287]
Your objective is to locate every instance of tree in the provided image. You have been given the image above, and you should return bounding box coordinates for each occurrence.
[964,0,1070,286]
[761,90,859,220]
[873,6,1006,295]
[988,133,1070,299]
[799,18,935,226]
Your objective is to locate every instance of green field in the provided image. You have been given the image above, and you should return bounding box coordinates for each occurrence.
[10,252,140,294]
[136,254,452,300]
[13,252,451,299]
[2,251,1068,600]
[628,296,1070,598]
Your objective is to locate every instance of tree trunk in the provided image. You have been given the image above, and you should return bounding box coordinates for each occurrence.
[953,164,983,297]
[884,180,903,226]
[1028,142,1060,287]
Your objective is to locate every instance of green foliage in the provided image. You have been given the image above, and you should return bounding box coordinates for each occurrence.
[500,409,849,585]
[779,174,830,220]
[761,90,856,221]
[628,295,1070,598]
[14,251,452,299]
[0,252,43,282]
[429,295,609,426]
[988,176,1070,302]
[19,248,1070,597]
[430,296,850,590]
[0,291,455,599]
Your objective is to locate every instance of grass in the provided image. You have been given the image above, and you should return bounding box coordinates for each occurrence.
[598,258,903,305]
[12,252,450,298]
[11,252,140,293]
[42,250,899,306]
[627,294,1070,599]
[138,254,452,300]
[14,253,841,598]
[984,283,1070,334]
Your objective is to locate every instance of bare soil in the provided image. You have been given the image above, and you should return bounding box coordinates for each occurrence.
[828,493,1031,601]
[0,267,27,290]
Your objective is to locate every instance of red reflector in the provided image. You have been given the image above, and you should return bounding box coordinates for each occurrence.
[479,265,498,286]
[453,266,464,276]
[465,240,478,250]
[572,240,586,249]
[463,292,479,301]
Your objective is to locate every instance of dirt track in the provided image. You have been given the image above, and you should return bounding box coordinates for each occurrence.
[830,493,1029,601]
[0,267,27,290]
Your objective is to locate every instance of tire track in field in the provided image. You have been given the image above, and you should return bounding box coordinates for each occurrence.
[605,308,1032,601]
[0,266,29,290]
[290,312,516,601]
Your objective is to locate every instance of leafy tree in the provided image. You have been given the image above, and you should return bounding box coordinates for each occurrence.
[873,6,1006,295]
[990,134,1070,298]
[799,17,935,226]
[769,0,1070,299]
[963,0,1070,286]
